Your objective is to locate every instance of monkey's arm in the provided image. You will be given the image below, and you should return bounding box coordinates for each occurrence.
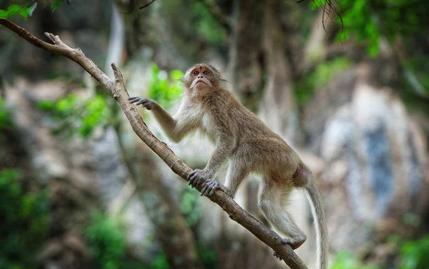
[189,135,235,196]
[129,97,197,142]
[205,136,235,176]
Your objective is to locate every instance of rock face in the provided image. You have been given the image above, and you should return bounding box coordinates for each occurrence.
[304,67,429,252]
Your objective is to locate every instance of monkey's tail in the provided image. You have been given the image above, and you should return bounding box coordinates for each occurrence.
[305,178,328,269]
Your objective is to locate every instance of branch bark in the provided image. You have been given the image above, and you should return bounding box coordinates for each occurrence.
[0,18,308,269]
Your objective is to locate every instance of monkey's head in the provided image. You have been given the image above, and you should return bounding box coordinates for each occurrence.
[182,63,225,92]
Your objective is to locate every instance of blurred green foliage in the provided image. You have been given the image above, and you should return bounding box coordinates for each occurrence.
[180,188,203,227]
[0,168,51,269]
[148,254,170,269]
[197,243,216,269]
[148,64,183,109]
[338,0,429,56]
[404,56,429,96]
[400,236,429,269]
[0,0,70,19]
[37,94,110,139]
[188,0,227,46]
[161,0,228,62]
[330,251,379,269]
[295,57,351,104]
[0,98,13,131]
[0,2,37,19]
[85,213,130,269]
[85,212,170,269]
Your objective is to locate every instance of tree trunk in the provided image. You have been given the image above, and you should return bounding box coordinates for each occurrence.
[133,146,203,269]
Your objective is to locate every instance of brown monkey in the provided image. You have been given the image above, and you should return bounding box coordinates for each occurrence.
[129,63,327,269]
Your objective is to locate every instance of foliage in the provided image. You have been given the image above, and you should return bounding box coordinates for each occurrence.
[400,236,429,269]
[0,0,71,19]
[0,168,51,269]
[0,98,13,131]
[148,64,183,109]
[330,251,380,269]
[189,0,228,45]
[197,243,216,269]
[295,57,351,104]
[337,0,429,56]
[0,2,37,19]
[404,56,429,96]
[85,212,130,269]
[161,0,228,61]
[148,254,170,269]
[37,94,110,139]
[85,212,170,269]
[180,188,203,227]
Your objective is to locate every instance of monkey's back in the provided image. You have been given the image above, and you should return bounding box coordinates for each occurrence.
[213,90,299,170]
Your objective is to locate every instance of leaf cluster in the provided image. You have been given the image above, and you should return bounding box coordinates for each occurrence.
[148,63,183,109]
[37,94,110,139]
[0,0,71,20]
[0,169,51,269]
[338,0,429,56]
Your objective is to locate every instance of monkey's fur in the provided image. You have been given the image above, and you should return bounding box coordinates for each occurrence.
[129,63,327,269]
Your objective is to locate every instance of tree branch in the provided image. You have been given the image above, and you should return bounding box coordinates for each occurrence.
[0,18,307,269]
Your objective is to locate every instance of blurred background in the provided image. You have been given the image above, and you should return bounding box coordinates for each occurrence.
[0,0,429,268]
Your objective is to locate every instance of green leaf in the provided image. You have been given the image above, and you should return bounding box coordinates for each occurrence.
[51,0,62,12]
[0,9,8,18]
[18,2,37,19]
[6,4,21,17]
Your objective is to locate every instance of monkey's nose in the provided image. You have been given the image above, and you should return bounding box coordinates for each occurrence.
[198,75,203,79]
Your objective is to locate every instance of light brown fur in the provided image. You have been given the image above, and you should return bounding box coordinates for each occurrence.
[129,63,327,269]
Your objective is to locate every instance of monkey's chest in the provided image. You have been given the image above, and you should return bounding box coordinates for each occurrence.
[200,113,218,141]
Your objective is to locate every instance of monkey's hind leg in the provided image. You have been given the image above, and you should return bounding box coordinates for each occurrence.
[258,181,307,256]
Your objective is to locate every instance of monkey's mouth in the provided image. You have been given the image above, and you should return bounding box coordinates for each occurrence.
[196,80,206,85]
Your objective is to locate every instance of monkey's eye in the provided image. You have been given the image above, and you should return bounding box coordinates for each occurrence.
[203,70,211,75]
[192,70,199,76]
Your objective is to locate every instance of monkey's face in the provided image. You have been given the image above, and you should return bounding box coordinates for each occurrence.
[183,64,222,91]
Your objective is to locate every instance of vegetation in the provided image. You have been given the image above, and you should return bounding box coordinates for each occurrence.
[148,64,183,109]
[400,236,429,269]
[37,94,110,138]
[0,169,51,269]
[295,57,351,104]
[330,251,379,269]
[0,98,13,131]
[1,0,429,268]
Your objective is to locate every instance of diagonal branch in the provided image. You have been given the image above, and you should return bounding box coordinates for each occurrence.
[0,18,307,269]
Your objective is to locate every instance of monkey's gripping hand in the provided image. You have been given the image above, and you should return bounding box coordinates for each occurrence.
[188,169,220,196]
[129,97,158,110]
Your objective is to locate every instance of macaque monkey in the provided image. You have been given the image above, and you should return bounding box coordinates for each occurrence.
[129,63,327,269]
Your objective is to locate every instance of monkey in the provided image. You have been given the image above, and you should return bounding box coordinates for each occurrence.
[129,63,327,269]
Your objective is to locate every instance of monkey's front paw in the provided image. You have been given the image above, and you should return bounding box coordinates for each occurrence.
[200,178,220,196]
[188,169,207,189]
[129,97,157,110]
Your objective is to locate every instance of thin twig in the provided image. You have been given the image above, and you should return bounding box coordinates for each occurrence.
[0,18,308,269]
[139,0,157,9]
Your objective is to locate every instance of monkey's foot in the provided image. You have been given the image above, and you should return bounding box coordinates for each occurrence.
[273,251,282,260]
[200,179,220,196]
[281,237,306,250]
